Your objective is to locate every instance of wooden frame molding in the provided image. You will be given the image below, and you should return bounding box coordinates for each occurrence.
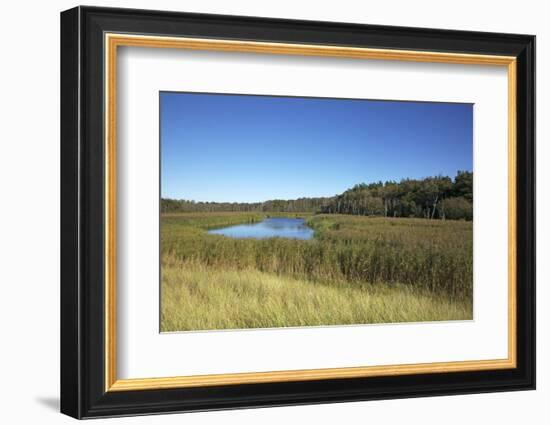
[104,33,518,392]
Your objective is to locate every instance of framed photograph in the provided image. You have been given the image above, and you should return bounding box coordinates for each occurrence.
[60,6,535,419]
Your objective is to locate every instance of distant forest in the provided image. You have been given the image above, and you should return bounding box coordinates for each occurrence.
[161,171,473,221]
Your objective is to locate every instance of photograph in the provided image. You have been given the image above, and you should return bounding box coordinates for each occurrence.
[160,92,474,332]
[58,5,536,419]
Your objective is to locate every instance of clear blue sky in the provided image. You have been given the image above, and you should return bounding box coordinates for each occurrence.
[161,92,472,203]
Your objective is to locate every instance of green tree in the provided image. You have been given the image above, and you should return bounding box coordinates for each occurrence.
[438,196,473,220]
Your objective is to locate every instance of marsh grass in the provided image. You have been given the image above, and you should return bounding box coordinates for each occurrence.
[161,258,472,331]
[161,212,473,331]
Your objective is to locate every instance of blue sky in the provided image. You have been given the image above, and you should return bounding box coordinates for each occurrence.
[160,92,472,203]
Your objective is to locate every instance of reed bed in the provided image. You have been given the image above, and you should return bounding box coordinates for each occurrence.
[161,212,473,331]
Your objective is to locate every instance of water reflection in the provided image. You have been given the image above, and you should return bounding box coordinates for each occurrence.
[208,217,314,240]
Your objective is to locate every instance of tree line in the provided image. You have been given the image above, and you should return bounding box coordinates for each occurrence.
[162,171,473,220]
[161,196,331,214]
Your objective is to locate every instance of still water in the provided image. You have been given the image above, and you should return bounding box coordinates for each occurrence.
[208,217,314,240]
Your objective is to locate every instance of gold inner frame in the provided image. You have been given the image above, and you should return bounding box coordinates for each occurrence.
[104,33,518,392]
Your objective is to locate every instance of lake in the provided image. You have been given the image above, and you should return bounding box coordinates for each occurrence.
[208,217,314,240]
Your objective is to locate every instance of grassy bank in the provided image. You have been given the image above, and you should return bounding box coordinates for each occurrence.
[161,212,473,331]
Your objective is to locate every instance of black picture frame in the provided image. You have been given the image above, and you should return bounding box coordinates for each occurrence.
[61,5,535,419]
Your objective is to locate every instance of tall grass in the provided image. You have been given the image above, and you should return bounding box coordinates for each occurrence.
[161,257,472,332]
[161,212,473,331]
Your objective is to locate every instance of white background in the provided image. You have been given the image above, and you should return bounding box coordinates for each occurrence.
[118,47,508,379]
[0,0,546,424]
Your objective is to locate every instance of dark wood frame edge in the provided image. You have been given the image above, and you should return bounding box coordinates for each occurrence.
[60,5,535,419]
